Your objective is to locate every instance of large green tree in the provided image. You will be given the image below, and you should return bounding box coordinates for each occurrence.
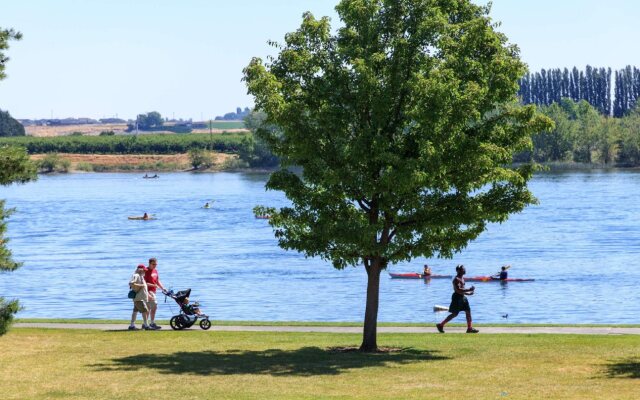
[0,109,25,137]
[1,27,37,335]
[244,0,551,351]
[1,28,26,137]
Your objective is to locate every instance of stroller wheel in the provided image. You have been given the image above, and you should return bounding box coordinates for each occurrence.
[199,319,211,330]
[169,315,183,330]
[180,315,196,328]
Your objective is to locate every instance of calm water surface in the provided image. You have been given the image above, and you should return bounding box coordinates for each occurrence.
[0,171,639,324]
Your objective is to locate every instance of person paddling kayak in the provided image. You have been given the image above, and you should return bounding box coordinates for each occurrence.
[436,265,478,333]
[492,265,510,281]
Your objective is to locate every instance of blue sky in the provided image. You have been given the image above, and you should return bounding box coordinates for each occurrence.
[0,0,638,120]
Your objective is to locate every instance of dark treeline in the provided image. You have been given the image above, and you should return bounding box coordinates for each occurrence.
[519,66,640,117]
[613,66,640,118]
[0,132,249,155]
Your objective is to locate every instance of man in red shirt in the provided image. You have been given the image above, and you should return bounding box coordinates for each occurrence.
[144,257,166,330]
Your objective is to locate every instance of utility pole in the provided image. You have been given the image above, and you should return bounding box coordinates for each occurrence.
[209,119,213,151]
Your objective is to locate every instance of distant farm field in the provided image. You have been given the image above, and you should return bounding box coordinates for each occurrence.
[24,121,247,137]
[25,123,129,137]
[195,120,246,130]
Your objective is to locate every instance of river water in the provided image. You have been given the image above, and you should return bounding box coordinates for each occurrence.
[0,171,638,324]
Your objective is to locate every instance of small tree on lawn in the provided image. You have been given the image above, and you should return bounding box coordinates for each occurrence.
[244,0,552,351]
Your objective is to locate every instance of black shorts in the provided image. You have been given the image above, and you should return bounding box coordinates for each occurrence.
[449,293,470,313]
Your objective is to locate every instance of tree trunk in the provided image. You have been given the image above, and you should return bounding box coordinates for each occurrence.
[360,258,382,352]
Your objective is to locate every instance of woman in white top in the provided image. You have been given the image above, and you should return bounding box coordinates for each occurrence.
[128,264,150,330]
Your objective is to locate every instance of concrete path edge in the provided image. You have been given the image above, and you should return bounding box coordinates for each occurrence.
[13,323,640,335]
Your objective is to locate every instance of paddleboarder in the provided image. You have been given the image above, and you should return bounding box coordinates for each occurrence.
[436,265,479,333]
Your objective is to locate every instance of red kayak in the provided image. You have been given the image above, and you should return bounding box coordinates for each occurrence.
[465,276,535,282]
[389,273,452,279]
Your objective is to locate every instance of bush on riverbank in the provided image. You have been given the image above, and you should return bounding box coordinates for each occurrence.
[36,153,70,173]
[188,148,214,170]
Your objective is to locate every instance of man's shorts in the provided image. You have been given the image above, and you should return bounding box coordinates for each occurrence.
[133,300,149,313]
[146,291,158,308]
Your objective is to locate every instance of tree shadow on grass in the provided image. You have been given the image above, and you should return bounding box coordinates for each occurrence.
[91,347,448,376]
[603,357,640,379]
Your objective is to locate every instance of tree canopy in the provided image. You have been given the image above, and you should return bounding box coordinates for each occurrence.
[0,109,25,137]
[0,28,22,81]
[1,26,37,336]
[0,145,37,336]
[244,0,552,351]
[128,111,164,131]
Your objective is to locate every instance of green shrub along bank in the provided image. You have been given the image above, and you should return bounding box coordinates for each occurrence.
[35,153,70,173]
[188,148,214,169]
[0,132,249,155]
[515,99,640,166]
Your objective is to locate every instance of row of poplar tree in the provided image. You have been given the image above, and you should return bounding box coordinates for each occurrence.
[518,66,640,118]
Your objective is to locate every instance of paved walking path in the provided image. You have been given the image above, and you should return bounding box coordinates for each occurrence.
[13,323,640,335]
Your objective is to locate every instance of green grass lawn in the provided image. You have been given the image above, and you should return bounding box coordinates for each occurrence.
[1,328,638,399]
[208,120,245,130]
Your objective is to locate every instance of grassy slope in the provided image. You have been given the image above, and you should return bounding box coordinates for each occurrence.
[1,329,638,399]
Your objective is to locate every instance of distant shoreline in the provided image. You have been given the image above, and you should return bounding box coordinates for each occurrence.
[28,154,640,174]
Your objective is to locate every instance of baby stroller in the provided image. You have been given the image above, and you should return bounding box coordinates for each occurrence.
[163,288,211,330]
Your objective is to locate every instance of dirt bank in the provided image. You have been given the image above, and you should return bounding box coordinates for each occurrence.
[30,152,236,172]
